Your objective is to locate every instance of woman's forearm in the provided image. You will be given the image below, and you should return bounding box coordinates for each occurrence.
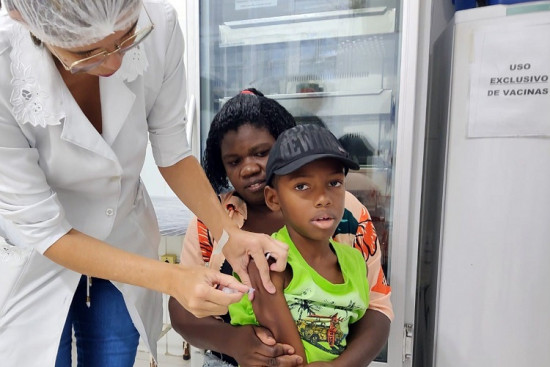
[44,229,249,317]
[45,229,177,294]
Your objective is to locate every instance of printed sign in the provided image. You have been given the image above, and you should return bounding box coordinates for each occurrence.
[468,22,550,137]
[235,0,277,10]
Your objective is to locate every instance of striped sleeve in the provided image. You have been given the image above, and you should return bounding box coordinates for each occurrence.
[180,216,212,267]
[197,218,214,264]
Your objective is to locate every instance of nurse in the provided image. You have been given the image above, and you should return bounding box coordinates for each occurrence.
[0,1,287,366]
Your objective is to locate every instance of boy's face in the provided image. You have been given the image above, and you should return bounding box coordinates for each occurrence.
[265,158,346,246]
[220,124,275,206]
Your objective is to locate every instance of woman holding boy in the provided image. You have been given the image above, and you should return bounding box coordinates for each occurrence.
[169,89,393,366]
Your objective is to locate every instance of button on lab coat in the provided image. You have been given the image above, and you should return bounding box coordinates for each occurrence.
[0,2,189,365]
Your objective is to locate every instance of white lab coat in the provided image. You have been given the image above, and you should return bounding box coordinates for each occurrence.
[0,1,189,365]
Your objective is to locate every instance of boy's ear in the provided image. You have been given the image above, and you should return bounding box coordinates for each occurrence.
[264,185,280,212]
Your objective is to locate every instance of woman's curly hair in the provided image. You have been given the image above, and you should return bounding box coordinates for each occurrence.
[203,88,296,193]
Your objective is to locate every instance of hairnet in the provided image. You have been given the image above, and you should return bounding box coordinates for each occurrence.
[3,0,142,49]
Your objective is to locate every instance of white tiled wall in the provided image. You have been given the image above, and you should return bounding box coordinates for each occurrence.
[158,235,185,264]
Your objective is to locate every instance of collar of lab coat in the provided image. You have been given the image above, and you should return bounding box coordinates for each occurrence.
[58,75,136,162]
[9,22,145,162]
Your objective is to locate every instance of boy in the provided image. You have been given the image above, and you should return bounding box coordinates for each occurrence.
[229,124,370,363]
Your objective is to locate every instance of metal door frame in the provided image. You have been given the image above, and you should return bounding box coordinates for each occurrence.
[183,2,432,366]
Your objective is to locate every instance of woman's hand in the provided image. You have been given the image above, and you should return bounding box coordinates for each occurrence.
[232,325,303,367]
[222,228,288,294]
[158,157,288,295]
[169,265,250,318]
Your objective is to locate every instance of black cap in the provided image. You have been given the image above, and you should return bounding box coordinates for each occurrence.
[266,124,360,185]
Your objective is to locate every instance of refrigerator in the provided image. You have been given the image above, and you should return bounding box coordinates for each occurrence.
[182,1,427,366]
[418,2,550,367]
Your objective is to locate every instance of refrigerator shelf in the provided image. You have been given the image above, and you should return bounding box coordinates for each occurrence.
[222,89,393,117]
[219,7,396,47]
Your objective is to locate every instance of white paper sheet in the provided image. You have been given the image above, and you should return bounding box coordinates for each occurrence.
[468,22,550,138]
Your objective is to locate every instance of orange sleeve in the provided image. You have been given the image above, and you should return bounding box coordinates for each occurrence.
[180,216,212,267]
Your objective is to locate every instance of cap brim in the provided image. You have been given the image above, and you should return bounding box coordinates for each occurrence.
[273,153,360,177]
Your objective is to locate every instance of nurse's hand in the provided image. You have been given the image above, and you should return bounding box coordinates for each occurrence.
[170,265,250,318]
[222,228,288,294]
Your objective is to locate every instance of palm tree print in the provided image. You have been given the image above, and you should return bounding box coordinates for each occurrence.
[288,298,321,320]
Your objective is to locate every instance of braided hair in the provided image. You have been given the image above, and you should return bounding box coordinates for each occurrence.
[203,88,296,193]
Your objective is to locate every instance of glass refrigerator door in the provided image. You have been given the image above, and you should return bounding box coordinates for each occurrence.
[197,0,404,364]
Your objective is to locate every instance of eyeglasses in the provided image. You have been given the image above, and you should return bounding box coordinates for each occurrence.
[51,6,154,74]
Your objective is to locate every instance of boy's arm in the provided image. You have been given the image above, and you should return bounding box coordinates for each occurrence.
[305,310,390,367]
[248,260,307,363]
[315,309,390,367]
[168,296,303,367]
[308,261,390,367]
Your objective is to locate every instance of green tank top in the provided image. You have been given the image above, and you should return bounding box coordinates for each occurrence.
[229,226,369,363]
